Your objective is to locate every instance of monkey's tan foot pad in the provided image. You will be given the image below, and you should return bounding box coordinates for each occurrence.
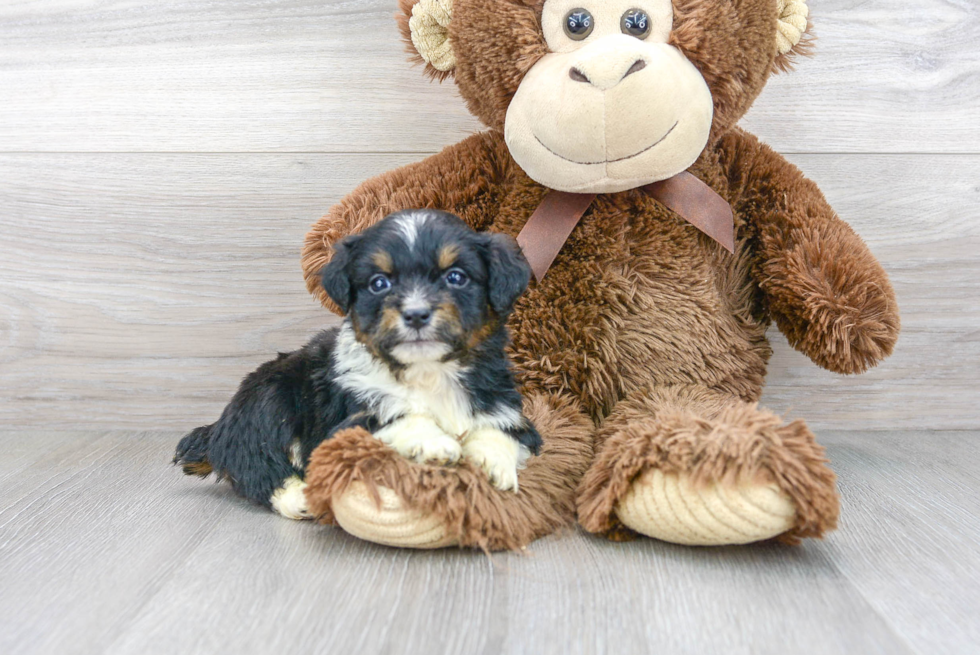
[331,481,459,549]
[615,469,797,546]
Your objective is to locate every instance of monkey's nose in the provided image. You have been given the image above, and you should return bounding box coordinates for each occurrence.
[569,58,647,89]
[622,59,647,78]
[402,308,432,329]
[569,67,590,84]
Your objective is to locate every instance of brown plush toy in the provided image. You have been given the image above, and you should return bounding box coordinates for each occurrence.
[300,0,899,550]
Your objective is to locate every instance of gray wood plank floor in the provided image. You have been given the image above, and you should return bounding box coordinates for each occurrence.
[1,430,977,655]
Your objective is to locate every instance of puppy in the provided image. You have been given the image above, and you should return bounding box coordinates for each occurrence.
[174,210,541,519]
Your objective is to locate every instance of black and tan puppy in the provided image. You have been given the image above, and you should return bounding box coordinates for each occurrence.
[174,210,541,519]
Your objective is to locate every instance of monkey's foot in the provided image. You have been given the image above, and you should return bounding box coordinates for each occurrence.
[305,393,593,551]
[615,469,796,545]
[578,401,839,545]
[332,481,457,548]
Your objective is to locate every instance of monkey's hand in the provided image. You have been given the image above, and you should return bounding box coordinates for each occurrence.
[721,130,900,374]
[761,223,900,374]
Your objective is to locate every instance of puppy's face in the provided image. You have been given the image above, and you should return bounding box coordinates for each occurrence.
[321,210,531,367]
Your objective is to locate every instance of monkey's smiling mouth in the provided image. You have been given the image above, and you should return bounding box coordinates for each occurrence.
[534,121,679,166]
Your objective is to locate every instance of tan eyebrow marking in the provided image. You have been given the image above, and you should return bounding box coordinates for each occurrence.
[438,244,460,270]
[371,250,393,273]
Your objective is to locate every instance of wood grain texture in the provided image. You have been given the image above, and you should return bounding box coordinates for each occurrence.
[0,0,977,154]
[1,153,977,431]
[1,430,977,655]
[825,431,980,651]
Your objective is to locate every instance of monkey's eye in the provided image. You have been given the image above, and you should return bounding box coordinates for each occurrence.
[621,9,651,39]
[563,8,594,41]
[444,268,469,288]
[368,274,391,294]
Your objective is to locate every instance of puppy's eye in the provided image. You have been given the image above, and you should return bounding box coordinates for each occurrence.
[444,269,469,288]
[563,8,594,41]
[621,9,651,39]
[368,274,391,294]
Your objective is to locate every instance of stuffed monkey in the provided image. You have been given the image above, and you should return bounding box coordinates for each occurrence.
[300,0,899,550]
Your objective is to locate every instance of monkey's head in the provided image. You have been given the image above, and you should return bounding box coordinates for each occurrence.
[398,0,810,193]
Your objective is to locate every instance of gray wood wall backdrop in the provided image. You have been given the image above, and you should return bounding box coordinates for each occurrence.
[0,0,977,432]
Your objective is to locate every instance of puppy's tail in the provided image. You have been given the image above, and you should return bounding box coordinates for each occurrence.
[174,425,215,477]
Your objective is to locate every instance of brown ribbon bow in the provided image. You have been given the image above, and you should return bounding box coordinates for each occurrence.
[516,171,734,281]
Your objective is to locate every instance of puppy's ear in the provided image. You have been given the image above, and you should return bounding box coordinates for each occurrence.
[483,233,532,315]
[320,235,362,313]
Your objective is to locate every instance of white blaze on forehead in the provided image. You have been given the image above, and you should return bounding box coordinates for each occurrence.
[401,285,429,312]
[395,212,430,248]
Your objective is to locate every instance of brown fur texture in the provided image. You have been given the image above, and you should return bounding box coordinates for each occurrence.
[301,0,899,548]
[305,393,594,551]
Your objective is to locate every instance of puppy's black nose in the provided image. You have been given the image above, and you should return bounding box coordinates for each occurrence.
[402,308,432,329]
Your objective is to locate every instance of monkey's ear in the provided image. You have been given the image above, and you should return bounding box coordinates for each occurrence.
[397,0,456,80]
[772,0,812,73]
[320,235,362,314]
[483,233,532,316]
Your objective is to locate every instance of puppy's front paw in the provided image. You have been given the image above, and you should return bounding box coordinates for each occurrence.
[270,475,312,520]
[462,428,525,492]
[374,415,462,466]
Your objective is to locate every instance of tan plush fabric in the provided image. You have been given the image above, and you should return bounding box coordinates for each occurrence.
[776,0,809,56]
[616,469,796,546]
[504,38,714,193]
[332,482,458,548]
[409,0,455,72]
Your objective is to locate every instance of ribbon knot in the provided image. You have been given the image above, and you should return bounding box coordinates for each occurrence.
[516,171,734,281]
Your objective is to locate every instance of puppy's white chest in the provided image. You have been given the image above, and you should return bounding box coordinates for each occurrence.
[396,362,473,436]
[332,324,477,436]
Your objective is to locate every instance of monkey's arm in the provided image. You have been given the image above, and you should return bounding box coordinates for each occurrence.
[303,132,507,312]
[718,129,899,374]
